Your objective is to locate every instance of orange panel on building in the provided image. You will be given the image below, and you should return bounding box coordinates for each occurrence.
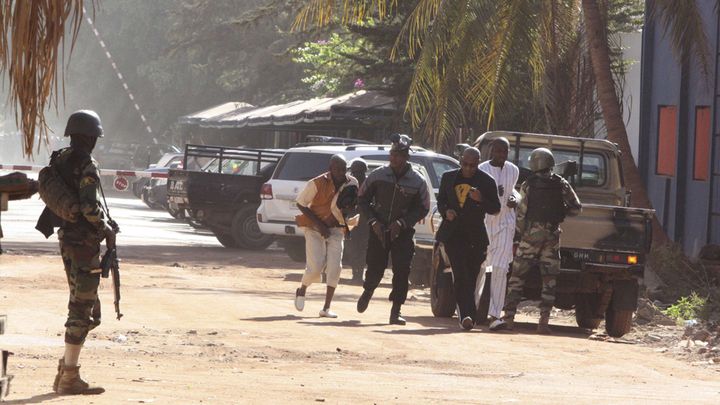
[694,106,711,181]
[656,106,677,176]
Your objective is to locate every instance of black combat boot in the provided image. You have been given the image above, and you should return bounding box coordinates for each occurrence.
[389,303,406,325]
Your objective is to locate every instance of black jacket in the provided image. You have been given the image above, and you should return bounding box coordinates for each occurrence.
[358,164,431,229]
[436,169,501,244]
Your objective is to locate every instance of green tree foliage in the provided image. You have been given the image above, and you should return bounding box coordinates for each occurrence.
[292,33,364,96]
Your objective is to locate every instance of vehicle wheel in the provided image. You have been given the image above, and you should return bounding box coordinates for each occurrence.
[475,273,491,324]
[167,205,185,219]
[575,293,603,330]
[185,210,204,229]
[605,306,634,338]
[215,232,239,249]
[132,181,144,198]
[283,239,306,262]
[430,243,456,317]
[231,206,273,250]
[141,190,153,208]
[409,249,432,286]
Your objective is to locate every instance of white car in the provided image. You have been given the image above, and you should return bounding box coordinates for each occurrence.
[256,144,457,261]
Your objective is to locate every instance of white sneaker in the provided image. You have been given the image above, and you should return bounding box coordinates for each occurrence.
[489,318,507,331]
[294,289,305,312]
[319,308,338,318]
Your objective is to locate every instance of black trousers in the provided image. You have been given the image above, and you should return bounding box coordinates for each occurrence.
[444,234,486,321]
[363,228,415,305]
[347,219,369,274]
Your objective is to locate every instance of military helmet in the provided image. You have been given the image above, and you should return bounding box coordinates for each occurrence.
[64,110,104,138]
[528,147,555,172]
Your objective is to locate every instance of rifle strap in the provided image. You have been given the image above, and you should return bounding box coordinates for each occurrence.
[98,178,113,223]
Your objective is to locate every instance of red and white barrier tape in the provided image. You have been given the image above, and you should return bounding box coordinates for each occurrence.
[0,164,168,179]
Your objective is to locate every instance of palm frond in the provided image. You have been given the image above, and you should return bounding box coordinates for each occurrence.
[650,0,711,78]
[293,0,396,30]
[0,0,93,157]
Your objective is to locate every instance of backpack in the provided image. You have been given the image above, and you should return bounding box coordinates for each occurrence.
[38,150,81,223]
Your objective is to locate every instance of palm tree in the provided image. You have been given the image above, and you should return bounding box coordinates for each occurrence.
[0,0,91,157]
[295,0,712,245]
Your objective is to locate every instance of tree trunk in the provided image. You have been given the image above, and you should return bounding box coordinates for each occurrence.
[581,0,670,246]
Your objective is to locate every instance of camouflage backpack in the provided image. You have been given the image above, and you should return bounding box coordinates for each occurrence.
[38,150,81,222]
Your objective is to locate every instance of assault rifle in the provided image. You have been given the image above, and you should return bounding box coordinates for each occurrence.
[100,247,123,320]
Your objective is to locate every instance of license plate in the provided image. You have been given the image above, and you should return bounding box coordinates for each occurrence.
[569,250,601,262]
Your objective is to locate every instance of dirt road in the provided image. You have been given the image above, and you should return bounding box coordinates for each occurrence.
[1,247,719,404]
[1,195,719,404]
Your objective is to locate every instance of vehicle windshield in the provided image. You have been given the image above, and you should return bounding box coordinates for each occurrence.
[430,158,458,186]
[273,152,331,181]
[509,147,607,186]
[359,154,457,188]
[201,158,272,175]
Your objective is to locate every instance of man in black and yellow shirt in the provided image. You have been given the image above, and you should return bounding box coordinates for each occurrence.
[436,147,501,330]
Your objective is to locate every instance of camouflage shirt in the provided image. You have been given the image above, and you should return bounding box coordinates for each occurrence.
[55,148,108,242]
[516,173,581,234]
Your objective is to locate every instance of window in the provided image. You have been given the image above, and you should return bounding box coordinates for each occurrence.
[508,147,607,187]
[656,106,678,176]
[273,152,331,181]
[694,106,711,181]
[429,158,460,188]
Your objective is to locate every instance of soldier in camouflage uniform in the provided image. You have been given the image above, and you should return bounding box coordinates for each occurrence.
[501,148,581,334]
[52,110,115,395]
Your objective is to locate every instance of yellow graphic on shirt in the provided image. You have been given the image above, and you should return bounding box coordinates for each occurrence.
[455,184,471,208]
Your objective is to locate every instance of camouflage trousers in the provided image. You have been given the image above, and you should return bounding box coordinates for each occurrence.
[503,222,561,318]
[60,240,102,345]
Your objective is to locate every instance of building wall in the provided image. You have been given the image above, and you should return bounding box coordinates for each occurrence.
[621,31,643,164]
[640,0,718,256]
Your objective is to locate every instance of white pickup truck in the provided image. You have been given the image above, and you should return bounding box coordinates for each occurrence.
[256,144,457,265]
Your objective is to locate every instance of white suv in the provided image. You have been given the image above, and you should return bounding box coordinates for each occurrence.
[256,144,458,259]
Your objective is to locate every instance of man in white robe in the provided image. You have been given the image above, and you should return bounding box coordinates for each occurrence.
[476,137,520,331]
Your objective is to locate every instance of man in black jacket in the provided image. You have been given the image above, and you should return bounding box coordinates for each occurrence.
[436,147,501,330]
[356,134,431,325]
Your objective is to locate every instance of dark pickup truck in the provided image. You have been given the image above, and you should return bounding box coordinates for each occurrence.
[167,144,284,249]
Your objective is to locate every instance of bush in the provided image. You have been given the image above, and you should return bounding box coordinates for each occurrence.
[663,293,707,322]
[648,244,720,321]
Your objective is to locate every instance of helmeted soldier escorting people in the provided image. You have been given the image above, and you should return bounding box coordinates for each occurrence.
[44,110,115,395]
[500,147,581,334]
[356,134,431,325]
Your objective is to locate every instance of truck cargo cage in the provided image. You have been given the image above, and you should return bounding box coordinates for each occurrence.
[182,144,285,174]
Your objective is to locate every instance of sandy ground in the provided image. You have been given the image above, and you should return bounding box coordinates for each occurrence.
[1,194,719,404]
[1,248,720,405]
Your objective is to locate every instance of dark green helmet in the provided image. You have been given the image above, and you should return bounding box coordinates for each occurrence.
[64,110,104,138]
[528,147,555,172]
